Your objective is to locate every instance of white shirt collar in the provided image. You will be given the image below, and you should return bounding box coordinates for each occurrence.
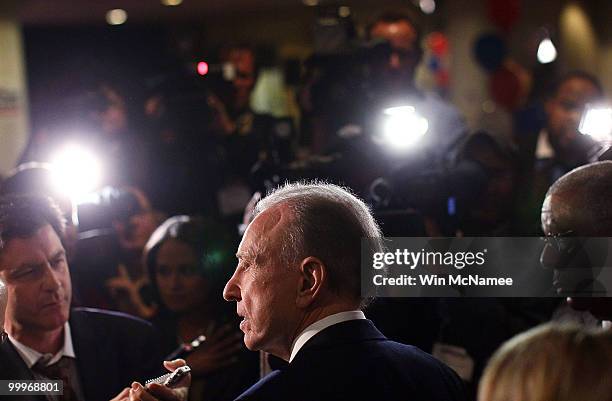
[288,310,365,363]
[535,129,555,159]
[8,322,76,368]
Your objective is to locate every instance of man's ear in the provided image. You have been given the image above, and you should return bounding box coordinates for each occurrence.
[296,256,325,308]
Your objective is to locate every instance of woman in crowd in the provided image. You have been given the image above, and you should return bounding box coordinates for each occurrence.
[144,215,258,401]
[479,323,612,401]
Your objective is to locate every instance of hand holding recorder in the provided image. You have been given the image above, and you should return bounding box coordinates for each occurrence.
[110,359,191,401]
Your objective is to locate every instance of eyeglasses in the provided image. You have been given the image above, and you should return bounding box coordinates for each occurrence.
[541,230,576,253]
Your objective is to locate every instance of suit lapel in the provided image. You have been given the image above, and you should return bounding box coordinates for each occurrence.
[70,310,121,400]
[0,340,46,401]
[234,369,282,400]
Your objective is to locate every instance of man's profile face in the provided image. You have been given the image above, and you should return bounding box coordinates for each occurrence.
[545,77,600,153]
[541,194,606,296]
[0,225,71,332]
[223,206,301,358]
[369,20,419,81]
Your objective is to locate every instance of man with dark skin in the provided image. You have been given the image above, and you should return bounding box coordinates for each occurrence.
[541,161,612,321]
[543,72,603,164]
[515,71,605,234]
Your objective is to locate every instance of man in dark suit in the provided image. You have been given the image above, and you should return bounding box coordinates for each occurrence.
[221,182,465,401]
[514,71,604,234]
[0,194,164,401]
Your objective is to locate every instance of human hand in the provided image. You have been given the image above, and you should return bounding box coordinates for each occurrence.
[110,359,190,401]
[106,264,157,319]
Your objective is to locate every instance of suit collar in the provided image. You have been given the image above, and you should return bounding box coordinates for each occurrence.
[0,340,45,401]
[289,311,366,363]
[292,319,385,363]
[7,322,76,368]
[235,320,387,400]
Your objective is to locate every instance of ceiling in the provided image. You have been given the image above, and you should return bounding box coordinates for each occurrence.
[10,0,396,25]
[11,0,302,25]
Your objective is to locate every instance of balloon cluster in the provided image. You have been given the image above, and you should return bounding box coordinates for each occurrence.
[424,32,451,94]
[473,0,530,111]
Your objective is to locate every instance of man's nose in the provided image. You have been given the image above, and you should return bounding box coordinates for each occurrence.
[223,271,241,302]
[540,242,565,270]
[41,264,62,292]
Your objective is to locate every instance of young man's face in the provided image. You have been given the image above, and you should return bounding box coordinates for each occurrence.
[0,225,71,333]
[369,20,419,83]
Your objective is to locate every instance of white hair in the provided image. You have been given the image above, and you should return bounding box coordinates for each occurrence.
[254,181,383,302]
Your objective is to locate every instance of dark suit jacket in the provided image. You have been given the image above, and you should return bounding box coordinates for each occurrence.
[0,308,163,401]
[236,319,465,401]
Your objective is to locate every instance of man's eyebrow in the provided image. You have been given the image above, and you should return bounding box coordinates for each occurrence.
[236,251,250,260]
[51,249,66,260]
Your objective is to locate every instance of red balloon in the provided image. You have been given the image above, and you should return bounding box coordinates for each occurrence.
[490,66,521,111]
[428,32,449,56]
[487,0,521,33]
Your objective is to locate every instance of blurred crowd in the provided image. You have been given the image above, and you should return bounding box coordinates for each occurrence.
[1,9,611,401]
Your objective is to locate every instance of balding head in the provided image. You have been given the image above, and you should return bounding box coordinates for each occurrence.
[541,161,612,319]
[542,161,612,236]
[253,182,384,303]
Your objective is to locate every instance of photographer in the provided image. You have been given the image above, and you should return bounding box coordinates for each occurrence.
[514,71,605,234]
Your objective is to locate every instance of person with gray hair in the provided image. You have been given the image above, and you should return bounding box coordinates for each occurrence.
[221,182,464,401]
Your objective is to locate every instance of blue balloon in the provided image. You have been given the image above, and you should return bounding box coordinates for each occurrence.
[473,33,507,72]
[428,56,441,72]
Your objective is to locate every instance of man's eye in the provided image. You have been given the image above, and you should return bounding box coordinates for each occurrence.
[52,257,66,268]
[10,267,35,279]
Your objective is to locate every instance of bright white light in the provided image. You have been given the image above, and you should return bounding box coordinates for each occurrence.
[51,145,102,201]
[106,9,128,25]
[382,106,429,149]
[161,0,183,6]
[222,63,236,81]
[579,106,612,143]
[537,38,557,64]
[419,0,436,14]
